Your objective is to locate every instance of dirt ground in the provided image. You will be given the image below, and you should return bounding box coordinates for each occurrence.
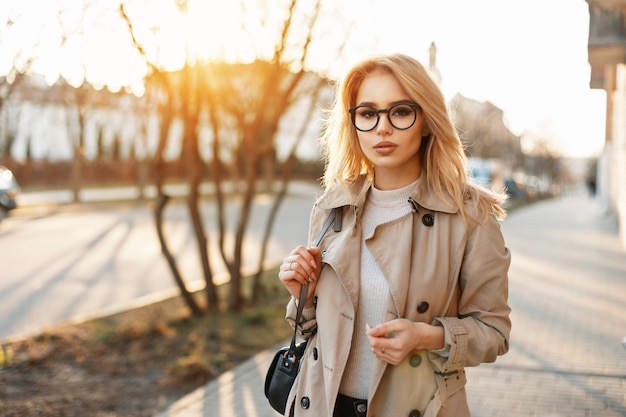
[0,283,292,417]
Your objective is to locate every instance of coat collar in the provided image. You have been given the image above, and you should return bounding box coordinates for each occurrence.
[315,175,459,214]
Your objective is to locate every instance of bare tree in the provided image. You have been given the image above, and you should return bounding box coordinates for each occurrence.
[0,0,117,198]
[197,0,327,311]
[0,2,50,159]
[120,0,339,312]
[151,71,205,316]
[121,6,209,315]
[251,76,328,300]
[520,128,561,188]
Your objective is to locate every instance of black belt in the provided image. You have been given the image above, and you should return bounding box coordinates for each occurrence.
[333,393,367,417]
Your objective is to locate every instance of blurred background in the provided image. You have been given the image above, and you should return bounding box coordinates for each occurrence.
[1,2,626,416]
[0,0,624,318]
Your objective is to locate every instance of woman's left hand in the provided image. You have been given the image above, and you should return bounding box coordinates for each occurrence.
[366,319,444,365]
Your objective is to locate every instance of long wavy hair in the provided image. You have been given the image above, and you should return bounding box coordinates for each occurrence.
[320,53,507,222]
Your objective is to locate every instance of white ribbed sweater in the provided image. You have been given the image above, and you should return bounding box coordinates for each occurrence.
[339,180,417,399]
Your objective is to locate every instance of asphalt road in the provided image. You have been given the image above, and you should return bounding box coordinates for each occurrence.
[0,182,322,342]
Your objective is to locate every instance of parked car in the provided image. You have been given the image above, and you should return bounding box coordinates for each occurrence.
[504,178,526,201]
[0,165,19,222]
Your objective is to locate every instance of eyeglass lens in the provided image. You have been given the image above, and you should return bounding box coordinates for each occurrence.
[351,103,417,132]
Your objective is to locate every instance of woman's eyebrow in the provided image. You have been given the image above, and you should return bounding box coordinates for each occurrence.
[355,99,414,107]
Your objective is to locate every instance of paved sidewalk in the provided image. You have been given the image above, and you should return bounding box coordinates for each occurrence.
[155,195,626,417]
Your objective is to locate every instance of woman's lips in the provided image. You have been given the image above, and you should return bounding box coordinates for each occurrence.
[374,141,397,154]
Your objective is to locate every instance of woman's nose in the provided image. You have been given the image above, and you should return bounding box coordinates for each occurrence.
[376,112,393,135]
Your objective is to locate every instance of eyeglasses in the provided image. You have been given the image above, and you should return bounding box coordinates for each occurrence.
[348,102,420,132]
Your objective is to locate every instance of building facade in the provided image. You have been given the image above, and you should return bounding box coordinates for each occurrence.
[587,0,626,248]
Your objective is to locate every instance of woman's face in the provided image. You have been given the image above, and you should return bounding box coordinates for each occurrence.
[354,70,428,190]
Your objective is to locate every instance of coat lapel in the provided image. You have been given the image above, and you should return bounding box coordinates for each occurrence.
[321,223,362,310]
[365,213,415,318]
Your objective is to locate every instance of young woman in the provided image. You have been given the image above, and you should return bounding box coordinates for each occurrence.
[278,53,511,417]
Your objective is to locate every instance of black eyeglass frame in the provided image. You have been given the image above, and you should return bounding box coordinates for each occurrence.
[348,102,421,132]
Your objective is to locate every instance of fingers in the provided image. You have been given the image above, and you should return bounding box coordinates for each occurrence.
[365,322,396,339]
[366,322,402,365]
[278,246,321,285]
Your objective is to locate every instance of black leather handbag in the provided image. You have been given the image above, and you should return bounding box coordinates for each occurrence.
[264,208,341,415]
[264,294,309,415]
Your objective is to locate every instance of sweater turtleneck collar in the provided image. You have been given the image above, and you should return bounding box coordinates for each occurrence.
[369,178,420,208]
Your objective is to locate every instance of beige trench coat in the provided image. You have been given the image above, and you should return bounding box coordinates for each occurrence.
[284,176,511,417]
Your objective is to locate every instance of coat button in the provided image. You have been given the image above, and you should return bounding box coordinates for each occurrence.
[421,214,434,226]
[417,301,429,313]
[300,396,310,409]
[313,347,318,360]
[356,403,367,413]
[410,354,422,367]
[408,410,421,417]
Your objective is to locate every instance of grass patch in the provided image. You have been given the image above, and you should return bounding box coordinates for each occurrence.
[0,267,295,416]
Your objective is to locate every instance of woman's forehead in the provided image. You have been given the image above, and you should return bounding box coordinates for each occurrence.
[355,71,410,105]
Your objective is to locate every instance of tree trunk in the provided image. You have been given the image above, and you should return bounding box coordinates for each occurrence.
[154,194,203,316]
[183,64,219,311]
[252,80,325,300]
[151,78,203,316]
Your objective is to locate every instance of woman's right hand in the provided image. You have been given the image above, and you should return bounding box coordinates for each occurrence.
[278,245,322,308]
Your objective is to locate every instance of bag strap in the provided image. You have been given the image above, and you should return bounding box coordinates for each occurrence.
[288,207,341,355]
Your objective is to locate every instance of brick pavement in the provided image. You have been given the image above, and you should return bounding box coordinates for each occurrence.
[156,194,626,417]
[467,194,626,417]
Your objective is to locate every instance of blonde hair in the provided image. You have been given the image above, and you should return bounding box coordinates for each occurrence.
[320,53,507,222]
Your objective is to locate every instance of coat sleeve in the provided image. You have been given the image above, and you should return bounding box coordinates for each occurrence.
[429,214,511,373]
[285,297,318,339]
[284,203,324,339]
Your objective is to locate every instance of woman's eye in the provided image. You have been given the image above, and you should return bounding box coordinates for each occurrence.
[358,109,376,119]
[392,106,412,117]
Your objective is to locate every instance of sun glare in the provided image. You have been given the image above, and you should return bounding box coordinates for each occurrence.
[147,0,267,68]
[188,1,253,62]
